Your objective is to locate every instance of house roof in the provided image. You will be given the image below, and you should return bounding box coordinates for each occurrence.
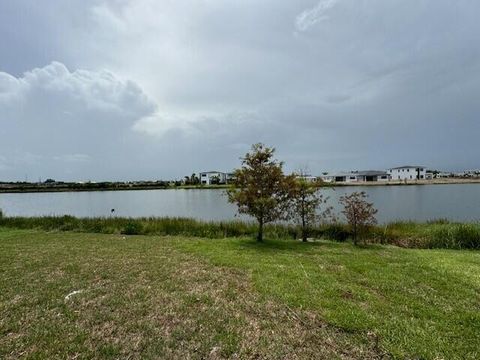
[356,170,390,176]
[389,166,425,170]
[334,170,389,177]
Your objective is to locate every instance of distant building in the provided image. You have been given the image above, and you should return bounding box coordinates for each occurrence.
[225,173,236,183]
[331,170,390,183]
[388,166,426,180]
[461,170,480,178]
[199,171,226,185]
[319,175,335,183]
[437,172,452,178]
[199,171,235,185]
[295,174,318,182]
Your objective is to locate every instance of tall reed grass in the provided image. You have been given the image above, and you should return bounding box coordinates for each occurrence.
[0,215,479,249]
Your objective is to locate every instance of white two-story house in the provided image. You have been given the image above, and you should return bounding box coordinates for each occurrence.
[199,171,236,185]
[199,171,226,185]
[388,166,426,180]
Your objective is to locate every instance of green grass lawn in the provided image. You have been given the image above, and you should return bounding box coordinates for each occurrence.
[1,229,479,359]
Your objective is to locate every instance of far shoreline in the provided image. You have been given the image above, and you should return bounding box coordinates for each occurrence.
[1,178,479,194]
[332,178,480,187]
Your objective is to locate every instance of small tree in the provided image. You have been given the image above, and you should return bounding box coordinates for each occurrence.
[289,177,328,242]
[190,173,200,185]
[210,175,220,185]
[340,191,378,245]
[228,143,293,242]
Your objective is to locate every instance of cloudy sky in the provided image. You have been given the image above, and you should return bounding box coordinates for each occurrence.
[0,0,479,181]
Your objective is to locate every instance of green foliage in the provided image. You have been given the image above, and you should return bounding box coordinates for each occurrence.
[0,215,480,249]
[321,223,351,242]
[121,221,144,235]
[289,178,324,242]
[428,223,480,249]
[228,143,295,242]
[340,191,378,245]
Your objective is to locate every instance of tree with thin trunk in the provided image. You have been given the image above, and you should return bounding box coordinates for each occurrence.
[190,173,199,185]
[340,191,378,245]
[227,143,294,242]
[289,175,330,242]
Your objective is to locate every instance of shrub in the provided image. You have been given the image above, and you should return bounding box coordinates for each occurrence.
[428,224,480,249]
[1,214,479,250]
[339,192,378,245]
[456,224,480,249]
[322,224,350,242]
[121,221,144,235]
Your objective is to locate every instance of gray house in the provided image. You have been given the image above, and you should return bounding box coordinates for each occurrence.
[332,170,390,183]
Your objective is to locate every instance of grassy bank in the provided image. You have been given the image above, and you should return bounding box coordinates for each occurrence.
[0,215,479,249]
[0,229,479,359]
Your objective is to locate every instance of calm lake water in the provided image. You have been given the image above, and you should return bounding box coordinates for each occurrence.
[1,184,479,223]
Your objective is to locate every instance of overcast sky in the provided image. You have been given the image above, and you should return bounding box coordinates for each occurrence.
[0,0,479,181]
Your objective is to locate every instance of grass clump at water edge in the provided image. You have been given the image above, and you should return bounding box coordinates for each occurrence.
[0,215,479,249]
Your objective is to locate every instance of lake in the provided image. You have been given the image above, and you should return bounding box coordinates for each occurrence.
[0,184,479,223]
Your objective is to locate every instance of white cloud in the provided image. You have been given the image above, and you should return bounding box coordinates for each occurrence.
[0,61,155,115]
[295,0,340,32]
[0,62,162,179]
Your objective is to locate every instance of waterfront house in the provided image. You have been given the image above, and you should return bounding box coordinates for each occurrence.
[295,174,319,182]
[319,174,335,183]
[332,170,390,183]
[388,166,426,180]
[199,171,226,185]
[225,173,236,184]
[199,171,236,185]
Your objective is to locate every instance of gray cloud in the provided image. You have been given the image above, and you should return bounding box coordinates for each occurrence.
[0,62,159,180]
[0,0,479,181]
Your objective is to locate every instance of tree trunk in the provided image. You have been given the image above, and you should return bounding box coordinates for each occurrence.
[302,199,307,242]
[257,219,264,242]
[353,222,357,245]
[302,217,307,242]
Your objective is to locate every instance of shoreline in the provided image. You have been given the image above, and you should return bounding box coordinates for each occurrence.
[0,179,479,194]
[0,215,478,250]
[332,178,480,186]
[0,184,230,194]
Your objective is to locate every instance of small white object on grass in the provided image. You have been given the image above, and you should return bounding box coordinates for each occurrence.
[64,290,84,301]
